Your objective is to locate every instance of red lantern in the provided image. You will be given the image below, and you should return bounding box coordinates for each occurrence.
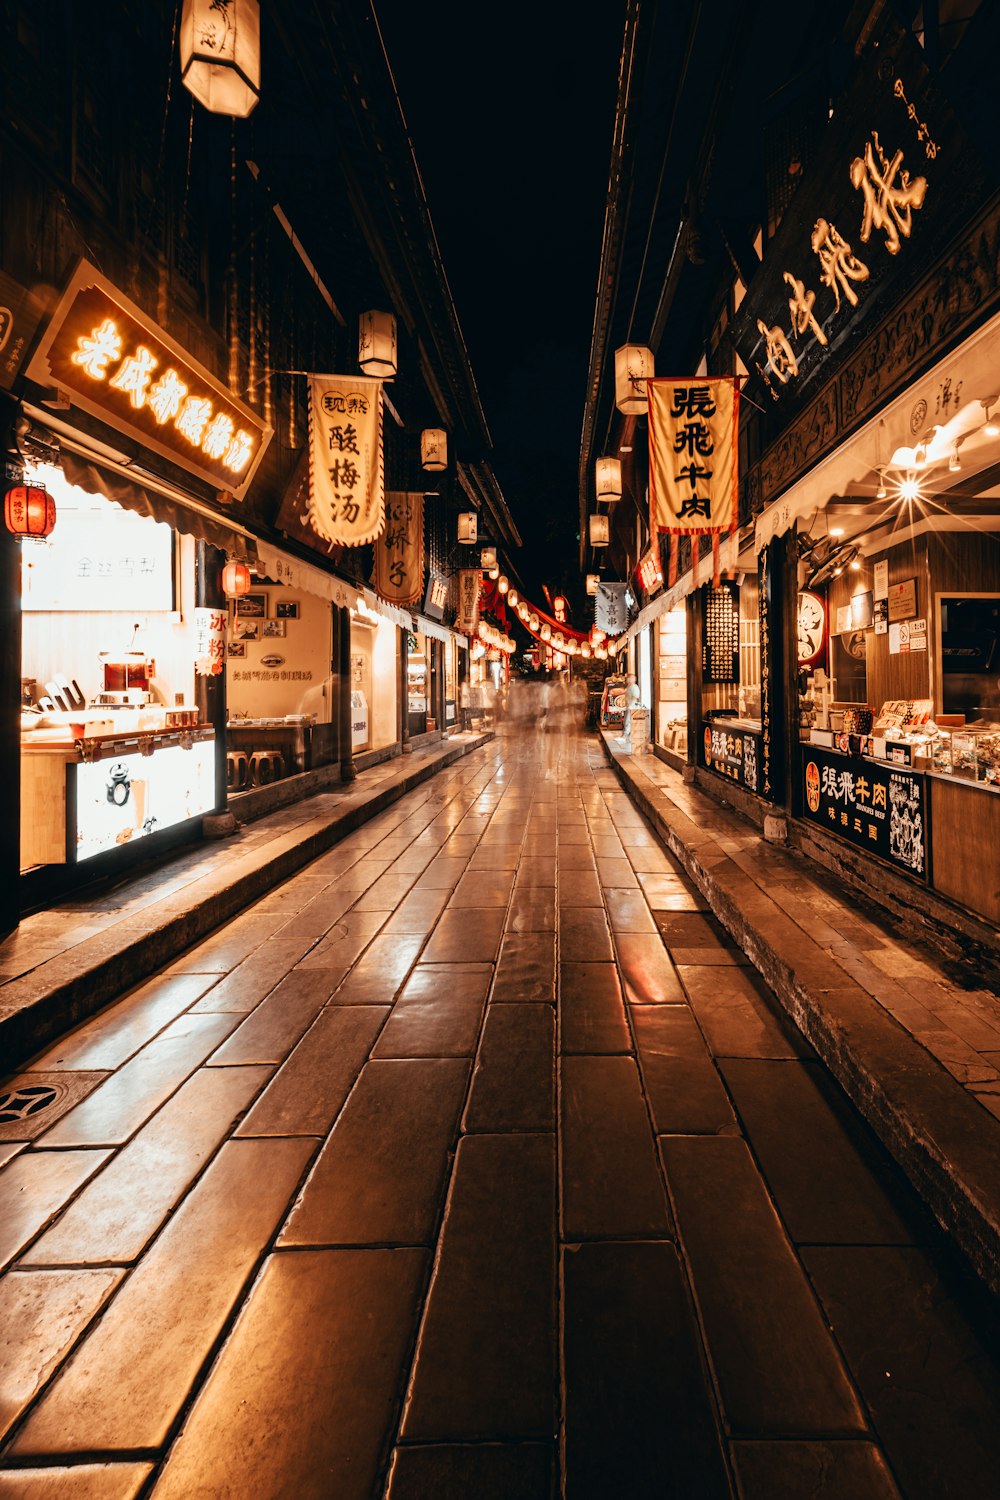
[5,485,56,539]
[222,559,252,597]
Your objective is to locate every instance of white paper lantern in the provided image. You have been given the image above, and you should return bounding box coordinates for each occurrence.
[480,546,497,571]
[180,0,261,117]
[457,511,478,544]
[421,428,447,471]
[498,575,509,594]
[586,573,600,596]
[614,344,655,415]
[595,455,622,503]
[589,514,609,547]
[359,310,397,378]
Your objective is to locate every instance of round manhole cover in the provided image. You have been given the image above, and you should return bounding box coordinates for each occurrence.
[0,1085,62,1124]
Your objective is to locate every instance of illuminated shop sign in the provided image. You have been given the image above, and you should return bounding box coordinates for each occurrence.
[732,27,984,408]
[636,547,664,596]
[423,572,448,622]
[27,262,272,499]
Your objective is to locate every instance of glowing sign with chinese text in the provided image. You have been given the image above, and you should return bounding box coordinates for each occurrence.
[27,263,271,499]
[307,375,384,546]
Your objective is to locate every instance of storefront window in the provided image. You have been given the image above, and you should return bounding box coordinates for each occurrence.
[20,471,214,872]
[656,606,687,754]
[407,631,429,735]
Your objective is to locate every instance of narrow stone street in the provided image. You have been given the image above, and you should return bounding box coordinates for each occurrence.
[2,714,999,1500]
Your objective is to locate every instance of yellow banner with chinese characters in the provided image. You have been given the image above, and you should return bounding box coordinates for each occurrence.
[307,375,384,546]
[373,492,424,605]
[647,377,739,539]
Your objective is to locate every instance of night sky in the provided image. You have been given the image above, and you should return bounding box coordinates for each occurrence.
[372,1,625,607]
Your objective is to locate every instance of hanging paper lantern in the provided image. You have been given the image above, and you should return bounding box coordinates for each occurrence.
[421,428,448,471]
[595,456,622,503]
[498,576,509,594]
[222,559,252,597]
[589,514,609,547]
[581,642,592,659]
[480,546,497,571]
[507,588,518,607]
[614,344,655,415]
[179,0,261,118]
[358,310,397,378]
[586,573,600,596]
[4,485,56,538]
[457,511,478,544]
[540,622,551,641]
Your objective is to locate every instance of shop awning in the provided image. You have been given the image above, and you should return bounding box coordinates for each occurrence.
[59,449,257,562]
[254,538,360,609]
[414,615,454,646]
[622,532,739,644]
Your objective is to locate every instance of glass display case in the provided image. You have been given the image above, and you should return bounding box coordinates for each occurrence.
[949,727,1000,784]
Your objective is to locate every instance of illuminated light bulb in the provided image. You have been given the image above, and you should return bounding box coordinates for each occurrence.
[829,526,845,538]
[833,566,843,576]
[899,475,920,502]
[876,477,887,500]
[850,559,861,571]
[987,420,1000,438]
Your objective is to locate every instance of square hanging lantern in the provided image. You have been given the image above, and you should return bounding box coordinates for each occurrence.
[589,514,609,547]
[595,456,622,503]
[586,573,600,596]
[480,546,497,571]
[180,0,261,118]
[457,512,478,544]
[358,310,397,378]
[421,428,447,471]
[614,344,655,415]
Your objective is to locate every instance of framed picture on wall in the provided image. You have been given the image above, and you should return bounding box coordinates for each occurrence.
[262,619,285,638]
[236,592,267,617]
[275,599,299,619]
[235,619,260,641]
[227,641,247,658]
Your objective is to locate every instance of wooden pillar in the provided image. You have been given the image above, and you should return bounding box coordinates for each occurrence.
[685,591,702,767]
[399,626,411,753]
[335,605,356,781]
[195,542,228,813]
[0,430,21,936]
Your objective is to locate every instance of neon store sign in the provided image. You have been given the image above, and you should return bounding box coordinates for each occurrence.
[27,261,271,499]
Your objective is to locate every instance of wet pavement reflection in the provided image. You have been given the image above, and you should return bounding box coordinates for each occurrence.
[1,704,999,1499]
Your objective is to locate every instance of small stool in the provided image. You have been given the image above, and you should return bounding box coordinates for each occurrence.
[248,750,285,786]
[226,751,249,791]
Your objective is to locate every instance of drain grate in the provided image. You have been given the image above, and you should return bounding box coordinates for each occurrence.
[0,1085,61,1125]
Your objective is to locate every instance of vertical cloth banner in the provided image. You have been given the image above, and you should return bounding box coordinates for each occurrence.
[307,374,384,545]
[595,582,628,634]
[647,377,739,585]
[373,491,424,605]
[456,569,481,635]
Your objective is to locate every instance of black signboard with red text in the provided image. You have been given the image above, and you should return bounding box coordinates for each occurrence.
[801,745,927,880]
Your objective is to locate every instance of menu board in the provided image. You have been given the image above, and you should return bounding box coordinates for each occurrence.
[703,583,740,684]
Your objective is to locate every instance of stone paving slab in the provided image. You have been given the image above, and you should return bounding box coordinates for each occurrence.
[604,733,1000,1296]
[0,734,492,1073]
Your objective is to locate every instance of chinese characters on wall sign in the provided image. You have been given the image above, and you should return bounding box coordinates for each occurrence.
[193,607,227,677]
[742,54,942,402]
[702,582,740,684]
[26,264,271,499]
[456,570,481,635]
[308,376,385,547]
[802,746,926,877]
